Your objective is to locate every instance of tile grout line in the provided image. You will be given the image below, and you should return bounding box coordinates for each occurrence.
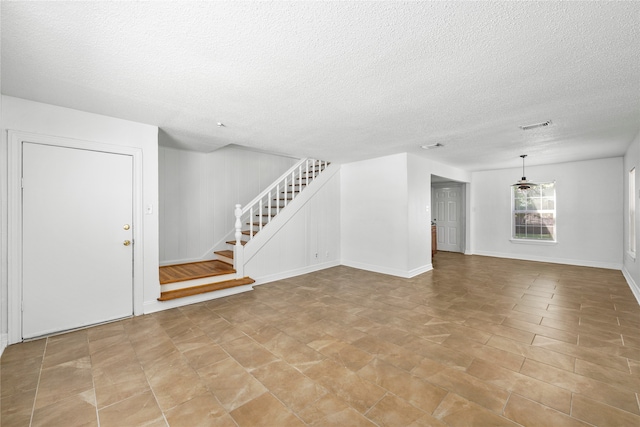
[362,390,388,419]
[86,333,101,427]
[28,337,49,427]
[188,333,240,425]
[429,391,451,423]
[501,391,512,418]
[123,324,168,426]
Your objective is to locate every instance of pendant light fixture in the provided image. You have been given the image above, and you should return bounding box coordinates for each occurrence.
[512,155,537,191]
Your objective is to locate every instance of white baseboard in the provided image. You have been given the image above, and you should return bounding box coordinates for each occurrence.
[252,260,341,286]
[407,264,434,278]
[341,259,433,279]
[472,250,622,271]
[622,266,640,305]
[0,333,8,358]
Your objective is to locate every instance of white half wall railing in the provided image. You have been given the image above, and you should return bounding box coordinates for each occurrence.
[233,158,329,276]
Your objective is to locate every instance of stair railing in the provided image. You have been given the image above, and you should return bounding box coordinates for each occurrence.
[234,158,328,247]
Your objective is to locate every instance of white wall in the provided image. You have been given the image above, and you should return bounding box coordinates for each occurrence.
[244,167,341,282]
[0,95,159,347]
[341,153,469,277]
[341,153,411,276]
[158,146,296,264]
[471,157,623,269]
[408,154,435,273]
[623,130,640,303]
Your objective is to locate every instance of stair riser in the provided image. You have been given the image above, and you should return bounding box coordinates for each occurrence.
[216,254,234,264]
[160,272,239,292]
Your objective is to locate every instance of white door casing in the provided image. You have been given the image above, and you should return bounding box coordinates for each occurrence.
[7,131,145,344]
[433,186,462,253]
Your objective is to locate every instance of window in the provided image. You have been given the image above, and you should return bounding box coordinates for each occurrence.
[630,168,636,256]
[512,182,556,241]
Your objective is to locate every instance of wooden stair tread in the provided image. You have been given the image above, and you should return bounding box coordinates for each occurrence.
[214,250,234,259]
[226,240,248,245]
[241,230,259,236]
[160,260,235,284]
[158,277,255,301]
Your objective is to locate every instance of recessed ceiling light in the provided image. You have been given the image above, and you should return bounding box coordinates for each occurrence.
[519,120,552,131]
[217,122,225,127]
[421,143,444,150]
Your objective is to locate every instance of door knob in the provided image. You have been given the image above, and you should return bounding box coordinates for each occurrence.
[123,240,131,246]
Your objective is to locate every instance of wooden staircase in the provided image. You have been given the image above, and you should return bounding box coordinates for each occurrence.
[158,258,255,301]
[158,159,329,302]
[225,162,328,247]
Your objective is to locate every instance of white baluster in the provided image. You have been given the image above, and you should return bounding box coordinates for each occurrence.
[234,204,242,246]
[267,191,271,226]
[248,207,253,241]
[305,160,309,188]
[292,170,296,203]
[276,183,280,215]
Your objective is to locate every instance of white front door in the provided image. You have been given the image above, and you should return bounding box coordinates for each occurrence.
[22,142,134,339]
[433,186,462,253]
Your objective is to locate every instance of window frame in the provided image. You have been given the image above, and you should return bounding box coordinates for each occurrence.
[510,181,557,244]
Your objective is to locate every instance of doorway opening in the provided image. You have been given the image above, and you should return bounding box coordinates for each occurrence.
[431,175,469,256]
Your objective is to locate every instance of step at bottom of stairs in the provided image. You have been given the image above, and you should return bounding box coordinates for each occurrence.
[158,277,255,301]
[160,260,234,284]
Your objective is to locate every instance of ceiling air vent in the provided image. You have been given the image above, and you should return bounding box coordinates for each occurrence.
[421,143,444,150]
[519,120,552,131]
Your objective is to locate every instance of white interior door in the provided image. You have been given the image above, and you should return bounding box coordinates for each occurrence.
[433,186,462,253]
[22,142,134,339]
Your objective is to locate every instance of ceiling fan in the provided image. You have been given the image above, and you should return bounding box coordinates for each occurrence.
[512,155,537,191]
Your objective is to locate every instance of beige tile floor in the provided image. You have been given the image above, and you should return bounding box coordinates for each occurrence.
[1,252,639,426]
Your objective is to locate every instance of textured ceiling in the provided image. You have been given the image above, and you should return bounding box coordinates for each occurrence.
[2,1,639,171]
